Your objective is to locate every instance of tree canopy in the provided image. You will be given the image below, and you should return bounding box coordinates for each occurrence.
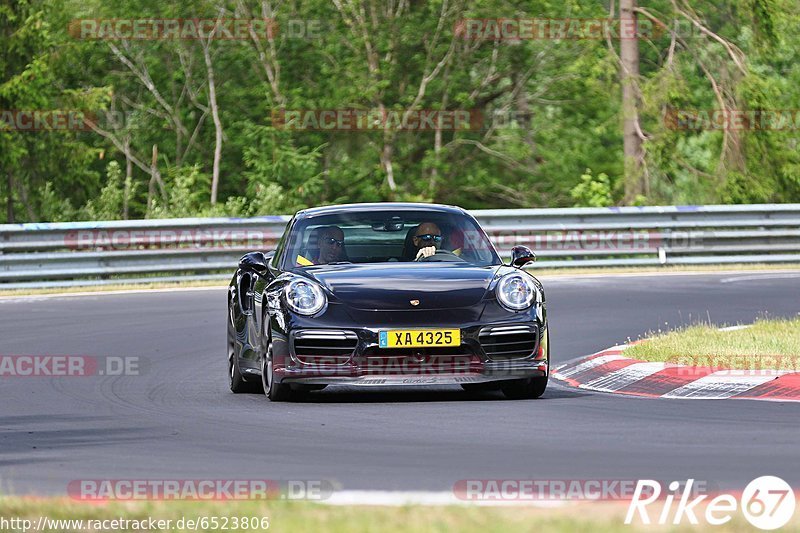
[1,0,798,223]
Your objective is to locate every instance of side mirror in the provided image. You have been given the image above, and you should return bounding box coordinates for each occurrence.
[238,251,274,275]
[510,245,536,268]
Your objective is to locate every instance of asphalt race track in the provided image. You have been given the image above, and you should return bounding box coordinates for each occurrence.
[1,271,799,496]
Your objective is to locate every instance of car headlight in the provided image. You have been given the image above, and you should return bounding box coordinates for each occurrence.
[496,273,537,311]
[284,279,327,315]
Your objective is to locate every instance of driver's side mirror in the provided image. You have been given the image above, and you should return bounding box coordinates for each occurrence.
[510,245,536,268]
[238,251,274,275]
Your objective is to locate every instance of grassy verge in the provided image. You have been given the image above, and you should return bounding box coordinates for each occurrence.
[0,498,786,533]
[1,263,799,298]
[624,317,800,369]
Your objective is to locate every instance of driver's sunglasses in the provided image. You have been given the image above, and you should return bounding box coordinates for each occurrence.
[322,237,344,247]
[415,234,442,243]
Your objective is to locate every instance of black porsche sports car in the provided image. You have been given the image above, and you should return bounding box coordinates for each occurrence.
[227,202,549,401]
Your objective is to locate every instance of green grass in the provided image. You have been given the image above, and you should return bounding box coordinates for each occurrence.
[625,317,800,370]
[0,498,791,532]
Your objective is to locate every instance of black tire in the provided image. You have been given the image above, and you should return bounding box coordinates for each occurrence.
[262,343,292,402]
[229,322,259,393]
[500,376,548,400]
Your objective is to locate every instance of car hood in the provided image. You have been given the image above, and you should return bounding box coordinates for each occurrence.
[301,263,501,311]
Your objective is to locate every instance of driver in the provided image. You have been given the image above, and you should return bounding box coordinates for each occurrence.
[412,222,443,260]
[314,225,346,264]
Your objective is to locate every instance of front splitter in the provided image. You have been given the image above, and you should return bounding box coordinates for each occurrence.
[282,369,547,387]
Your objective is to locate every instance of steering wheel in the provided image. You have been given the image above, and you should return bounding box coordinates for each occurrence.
[416,249,466,262]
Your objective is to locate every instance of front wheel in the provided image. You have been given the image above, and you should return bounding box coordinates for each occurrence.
[501,376,548,400]
[262,343,292,401]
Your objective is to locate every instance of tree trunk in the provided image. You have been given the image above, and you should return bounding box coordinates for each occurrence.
[124,137,132,219]
[203,40,223,205]
[429,66,451,200]
[380,139,397,195]
[429,126,442,200]
[16,172,35,221]
[620,0,645,203]
[148,144,167,213]
[513,70,536,160]
[5,172,14,223]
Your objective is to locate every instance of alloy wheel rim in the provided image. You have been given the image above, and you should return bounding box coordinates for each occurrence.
[228,343,235,383]
[263,344,273,393]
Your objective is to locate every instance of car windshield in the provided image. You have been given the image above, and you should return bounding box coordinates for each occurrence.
[281,209,501,268]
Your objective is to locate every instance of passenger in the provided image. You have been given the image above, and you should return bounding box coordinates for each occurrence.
[296,225,346,266]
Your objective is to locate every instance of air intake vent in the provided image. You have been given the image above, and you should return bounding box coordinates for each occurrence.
[292,330,358,365]
[479,325,538,360]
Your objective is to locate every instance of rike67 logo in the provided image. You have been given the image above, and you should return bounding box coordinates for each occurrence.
[626,477,796,530]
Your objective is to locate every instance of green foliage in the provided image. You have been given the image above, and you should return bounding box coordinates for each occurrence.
[84,161,125,220]
[570,169,614,207]
[240,124,324,214]
[746,0,780,48]
[38,182,77,222]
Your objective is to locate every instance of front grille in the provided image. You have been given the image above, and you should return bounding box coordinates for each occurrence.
[479,325,538,360]
[292,330,358,365]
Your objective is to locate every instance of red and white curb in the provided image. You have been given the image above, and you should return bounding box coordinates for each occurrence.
[553,345,800,402]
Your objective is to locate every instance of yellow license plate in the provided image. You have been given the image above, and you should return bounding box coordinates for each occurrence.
[379,329,461,348]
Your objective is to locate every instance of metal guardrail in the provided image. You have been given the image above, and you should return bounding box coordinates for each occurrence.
[1,205,800,289]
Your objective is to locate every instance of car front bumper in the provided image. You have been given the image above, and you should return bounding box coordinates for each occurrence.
[267,321,549,386]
